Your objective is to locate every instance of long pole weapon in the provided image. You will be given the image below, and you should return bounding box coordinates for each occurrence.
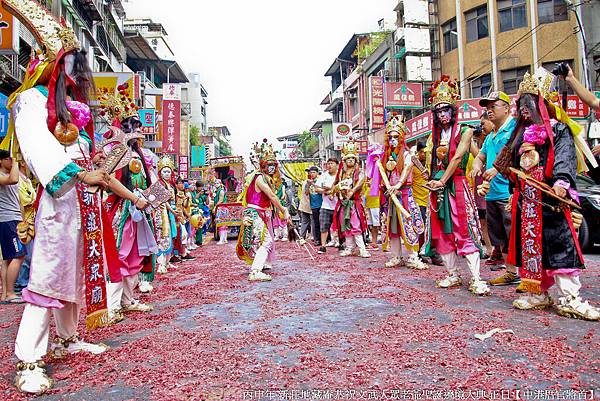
[288,223,316,261]
[376,160,411,219]
[509,167,581,210]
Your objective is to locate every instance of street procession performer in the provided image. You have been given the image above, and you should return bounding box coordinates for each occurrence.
[237,139,290,282]
[0,0,125,393]
[422,75,490,296]
[367,114,427,269]
[332,140,370,258]
[155,156,178,272]
[495,70,599,320]
[100,86,156,318]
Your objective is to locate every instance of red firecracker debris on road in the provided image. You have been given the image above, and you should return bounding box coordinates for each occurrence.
[0,240,598,400]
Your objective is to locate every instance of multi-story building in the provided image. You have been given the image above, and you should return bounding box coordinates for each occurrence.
[207,126,232,157]
[123,18,189,153]
[0,0,127,95]
[434,0,586,98]
[182,73,209,135]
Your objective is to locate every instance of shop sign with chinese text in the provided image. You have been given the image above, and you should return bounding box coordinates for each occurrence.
[385,82,423,109]
[369,76,385,130]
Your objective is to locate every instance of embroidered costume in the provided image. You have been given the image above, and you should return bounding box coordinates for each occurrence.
[422,75,489,295]
[236,139,289,281]
[500,70,599,320]
[368,115,427,269]
[2,0,110,393]
[332,140,370,258]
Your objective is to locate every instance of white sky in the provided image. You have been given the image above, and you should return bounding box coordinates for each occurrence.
[124,0,397,156]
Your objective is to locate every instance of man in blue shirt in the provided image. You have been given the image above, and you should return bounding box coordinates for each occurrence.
[305,166,323,246]
[470,91,520,286]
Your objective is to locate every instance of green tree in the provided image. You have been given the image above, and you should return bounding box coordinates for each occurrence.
[189,125,200,146]
[218,138,233,156]
[298,130,319,158]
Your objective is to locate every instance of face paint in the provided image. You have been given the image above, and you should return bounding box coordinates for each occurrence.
[389,137,399,148]
[266,164,276,175]
[435,106,452,126]
[345,157,356,167]
[160,167,172,181]
[64,54,75,76]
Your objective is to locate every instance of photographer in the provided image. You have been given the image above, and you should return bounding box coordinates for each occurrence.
[558,63,600,112]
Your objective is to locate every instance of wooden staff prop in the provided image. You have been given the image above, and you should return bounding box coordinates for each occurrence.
[509,167,581,210]
[376,160,411,219]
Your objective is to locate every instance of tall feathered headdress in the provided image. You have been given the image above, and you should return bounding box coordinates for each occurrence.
[429,75,460,108]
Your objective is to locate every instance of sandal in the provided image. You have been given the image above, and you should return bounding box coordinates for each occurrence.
[6,296,24,304]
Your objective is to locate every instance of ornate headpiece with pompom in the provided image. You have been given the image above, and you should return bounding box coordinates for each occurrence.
[157,156,174,172]
[2,0,81,62]
[429,75,460,108]
[385,113,407,142]
[98,83,139,123]
[517,69,559,103]
[251,138,277,163]
[341,139,360,161]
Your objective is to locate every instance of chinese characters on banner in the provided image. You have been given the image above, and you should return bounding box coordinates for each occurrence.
[456,99,486,123]
[179,155,189,180]
[162,84,181,154]
[565,95,590,118]
[385,82,423,108]
[162,100,180,154]
[370,76,385,130]
[138,109,155,134]
[405,111,432,141]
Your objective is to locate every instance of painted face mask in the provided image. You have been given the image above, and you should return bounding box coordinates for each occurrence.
[389,137,399,148]
[435,106,452,126]
[160,167,172,181]
[345,157,356,168]
[266,163,276,175]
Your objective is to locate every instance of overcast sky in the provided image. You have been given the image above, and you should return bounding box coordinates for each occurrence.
[124,0,397,156]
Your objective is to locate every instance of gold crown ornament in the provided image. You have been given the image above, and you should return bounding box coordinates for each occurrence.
[251,139,277,163]
[341,139,360,161]
[98,83,139,122]
[517,72,540,97]
[385,113,407,142]
[2,0,81,62]
[429,75,460,108]
[157,156,175,172]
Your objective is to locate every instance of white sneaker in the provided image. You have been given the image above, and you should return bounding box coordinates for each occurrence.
[248,271,272,282]
[385,257,404,268]
[122,300,154,313]
[157,264,168,274]
[358,249,371,258]
[469,279,491,296]
[263,264,273,271]
[339,249,353,257]
[325,240,336,247]
[138,280,153,293]
[281,237,289,242]
[51,335,109,358]
[513,293,552,310]
[556,296,600,321]
[15,361,53,394]
[436,275,462,288]
[406,255,428,270]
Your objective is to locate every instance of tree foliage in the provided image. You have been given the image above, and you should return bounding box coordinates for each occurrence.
[298,130,319,158]
[189,125,201,146]
[218,138,233,156]
[354,31,392,62]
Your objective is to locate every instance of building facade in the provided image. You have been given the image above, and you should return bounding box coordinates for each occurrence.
[436,0,584,97]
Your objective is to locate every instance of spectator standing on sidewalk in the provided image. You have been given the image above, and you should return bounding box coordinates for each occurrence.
[298,172,313,241]
[14,163,35,294]
[0,150,26,303]
[305,166,322,246]
[469,92,519,286]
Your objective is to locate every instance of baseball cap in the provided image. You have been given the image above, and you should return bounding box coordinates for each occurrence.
[479,91,510,107]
